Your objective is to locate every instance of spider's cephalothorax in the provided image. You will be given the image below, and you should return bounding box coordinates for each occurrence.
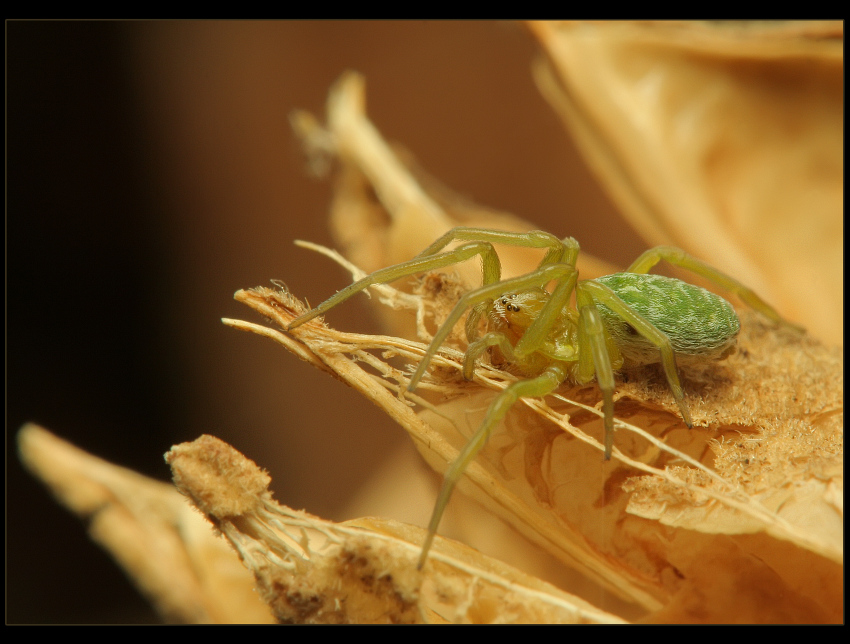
[286,227,800,568]
[485,288,581,377]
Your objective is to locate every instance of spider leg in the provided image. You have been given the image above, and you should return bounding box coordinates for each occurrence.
[581,280,694,437]
[463,331,521,379]
[464,301,491,342]
[418,228,580,341]
[415,227,576,273]
[409,263,577,390]
[417,361,568,569]
[287,240,501,330]
[513,267,578,359]
[574,286,617,459]
[626,246,802,331]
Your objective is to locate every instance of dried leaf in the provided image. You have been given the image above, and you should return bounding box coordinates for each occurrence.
[528,21,843,345]
[165,434,623,624]
[16,424,274,624]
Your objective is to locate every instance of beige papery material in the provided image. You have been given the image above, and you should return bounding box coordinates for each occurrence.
[527,21,843,345]
[19,23,842,623]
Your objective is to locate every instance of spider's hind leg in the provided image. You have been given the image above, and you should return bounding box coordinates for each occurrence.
[626,246,801,331]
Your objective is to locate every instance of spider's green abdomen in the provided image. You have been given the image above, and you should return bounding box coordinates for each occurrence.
[595,272,740,366]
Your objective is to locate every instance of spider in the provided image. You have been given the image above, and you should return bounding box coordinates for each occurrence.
[286,227,800,568]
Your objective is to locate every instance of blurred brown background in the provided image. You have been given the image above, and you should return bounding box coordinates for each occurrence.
[8,21,644,623]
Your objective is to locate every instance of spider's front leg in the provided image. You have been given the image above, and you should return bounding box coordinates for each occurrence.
[414,227,573,272]
[414,227,578,339]
[574,287,618,460]
[417,360,568,569]
[408,263,578,390]
[415,266,582,567]
[463,331,521,379]
[286,240,502,331]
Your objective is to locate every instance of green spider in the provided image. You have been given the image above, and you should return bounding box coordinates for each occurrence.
[286,227,800,568]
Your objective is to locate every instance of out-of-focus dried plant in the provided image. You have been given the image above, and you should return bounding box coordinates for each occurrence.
[16,424,275,624]
[528,21,843,346]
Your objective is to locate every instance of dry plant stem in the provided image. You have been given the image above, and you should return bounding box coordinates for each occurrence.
[165,434,625,624]
[17,425,623,623]
[225,264,843,610]
[294,71,619,285]
[277,68,841,622]
[292,72,454,268]
[240,243,843,563]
